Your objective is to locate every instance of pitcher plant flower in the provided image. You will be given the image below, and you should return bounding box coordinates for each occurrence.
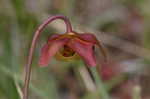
[23,15,107,99]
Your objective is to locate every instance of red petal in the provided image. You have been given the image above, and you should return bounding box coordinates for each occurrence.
[39,38,68,67]
[38,44,50,67]
[79,33,107,61]
[67,38,96,67]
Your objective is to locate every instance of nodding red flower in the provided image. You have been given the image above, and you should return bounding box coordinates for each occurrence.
[39,32,106,67]
[23,15,107,99]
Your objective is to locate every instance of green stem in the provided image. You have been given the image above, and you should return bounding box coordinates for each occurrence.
[90,67,110,99]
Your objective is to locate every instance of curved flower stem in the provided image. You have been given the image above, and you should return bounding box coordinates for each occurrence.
[23,15,73,99]
[90,67,110,99]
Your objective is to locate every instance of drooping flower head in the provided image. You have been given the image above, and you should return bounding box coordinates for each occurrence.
[39,32,106,67]
[23,15,107,99]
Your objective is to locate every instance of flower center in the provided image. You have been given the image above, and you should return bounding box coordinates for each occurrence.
[60,45,75,57]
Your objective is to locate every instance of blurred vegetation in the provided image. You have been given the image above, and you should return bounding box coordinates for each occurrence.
[0,0,150,99]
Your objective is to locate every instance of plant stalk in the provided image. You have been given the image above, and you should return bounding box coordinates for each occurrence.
[23,15,73,99]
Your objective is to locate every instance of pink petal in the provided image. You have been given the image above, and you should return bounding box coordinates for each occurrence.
[67,38,96,67]
[38,44,50,67]
[79,33,107,61]
[39,38,68,67]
